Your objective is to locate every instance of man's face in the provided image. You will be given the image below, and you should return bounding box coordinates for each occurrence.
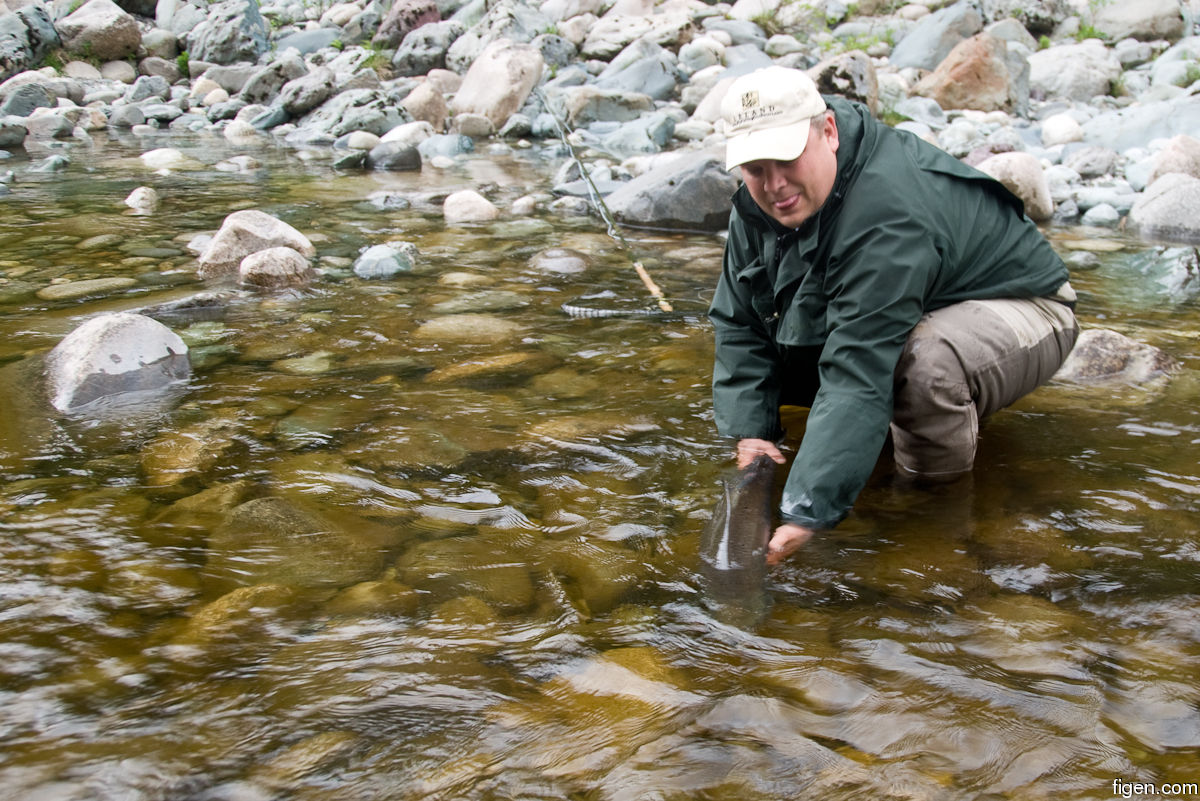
[738,112,840,229]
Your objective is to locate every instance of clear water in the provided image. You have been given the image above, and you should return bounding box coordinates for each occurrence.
[0,130,1196,800]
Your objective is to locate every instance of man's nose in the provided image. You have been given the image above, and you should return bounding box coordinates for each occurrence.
[763,164,787,191]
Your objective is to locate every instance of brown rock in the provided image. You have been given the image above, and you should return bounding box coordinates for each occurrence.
[372,0,440,49]
[912,33,1024,113]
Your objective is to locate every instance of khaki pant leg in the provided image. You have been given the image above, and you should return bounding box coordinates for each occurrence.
[890,297,1078,478]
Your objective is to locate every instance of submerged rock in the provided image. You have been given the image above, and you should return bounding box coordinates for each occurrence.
[204,496,390,594]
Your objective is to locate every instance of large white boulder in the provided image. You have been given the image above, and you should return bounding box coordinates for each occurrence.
[45,312,190,412]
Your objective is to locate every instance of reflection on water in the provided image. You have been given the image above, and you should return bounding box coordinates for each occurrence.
[0,131,1197,799]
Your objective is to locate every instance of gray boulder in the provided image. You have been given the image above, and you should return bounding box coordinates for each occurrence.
[595,111,675,156]
[1081,96,1200,153]
[0,114,26,145]
[1053,328,1177,386]
[56,0,140,61]
[391,19,463,76]
[184,0,269,66]
[1093,0,1186,43]
[278,66,335,117]
[810,49,880,115]
[293,87,406,139]
[553,84,654,127]
[24,108,73,138]
[197,209,316,279]
[1128,172,1200,243]
[594,38,681,101]
[273,28,341,55]
[200,63,259,95]
[0,81,51,116]
[890,0,984,71]
[416,132,473,158]
[444,0,549,73]
[156,0,208,36]
[124,74,170,103]
[44,312,190,413]
[606,149,738,231]
[1028,39,1121,102]
[0,2,60,82]
[365,140,421,170]
[978,0,1070,36]
[532,31,576,69]
[239,50,307,106]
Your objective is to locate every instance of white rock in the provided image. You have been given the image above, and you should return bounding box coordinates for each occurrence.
[976,151,1054,221]
[190,76,221,98]
[239,247,314,287]
[345,131,381,150]
[1129,171,1200,241]
[450,39,544,130]
[198,209,316,279]
[380,120,435,147]
[224,120,261,142]
[1041,113,1084,146]
[140,147,187,170]
[124,185,159,213]
[45,312,189,412]
[444,190,500,224]
[202,87,229,106]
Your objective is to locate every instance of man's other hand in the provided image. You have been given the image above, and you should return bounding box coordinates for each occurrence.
[766,523,814,564]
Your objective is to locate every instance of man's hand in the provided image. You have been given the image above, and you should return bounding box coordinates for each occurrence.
[736,438,786,469]
[766,523,814,564]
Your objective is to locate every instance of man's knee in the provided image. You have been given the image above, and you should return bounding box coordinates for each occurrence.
[892,323,978,476]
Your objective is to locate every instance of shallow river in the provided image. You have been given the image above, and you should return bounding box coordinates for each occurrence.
[0,130,1197,800]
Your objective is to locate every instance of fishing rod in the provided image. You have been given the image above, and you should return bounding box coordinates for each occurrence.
[533,87,674,314]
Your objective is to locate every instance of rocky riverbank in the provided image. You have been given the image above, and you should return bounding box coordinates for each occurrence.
[1,0,1199,239]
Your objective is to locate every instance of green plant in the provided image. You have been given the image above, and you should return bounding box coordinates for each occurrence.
[878,110,911,127]
[1183,62,1200,87]
[176,50,190,78]
[330,39,345,51]
[360,41,392,77]
[40,48,65,72]
[1075,23,1108,41]
[1038,34,1051,49]
[750,10,785,37]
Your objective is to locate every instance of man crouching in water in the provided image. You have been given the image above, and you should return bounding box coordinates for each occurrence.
[709,67,1079,564]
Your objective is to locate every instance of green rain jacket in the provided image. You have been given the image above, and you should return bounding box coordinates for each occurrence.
[709,96,1069,530]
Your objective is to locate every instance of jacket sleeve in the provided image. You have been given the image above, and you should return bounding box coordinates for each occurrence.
[779,215,940,529]
[709,216,784,442]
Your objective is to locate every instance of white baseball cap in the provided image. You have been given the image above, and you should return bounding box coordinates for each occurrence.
[721,66,828,171]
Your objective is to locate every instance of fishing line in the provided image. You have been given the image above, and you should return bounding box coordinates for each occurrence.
[533,88,674,315]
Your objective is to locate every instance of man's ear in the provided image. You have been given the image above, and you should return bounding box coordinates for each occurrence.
[824,112,839,153]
